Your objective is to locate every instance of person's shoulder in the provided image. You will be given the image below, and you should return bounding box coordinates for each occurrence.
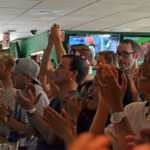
[49,97,61,113]
[125,101,146,114]
[34,84,50,104]
[9,86,16,92]
[34,84,47,96]
[34,84,42,90]
[125,101,146,108]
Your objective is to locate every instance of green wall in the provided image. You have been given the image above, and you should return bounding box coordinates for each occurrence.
[17,31,56,60]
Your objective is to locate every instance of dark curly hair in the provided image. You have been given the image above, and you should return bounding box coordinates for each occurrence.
[120,39,140,53]
[62,54,88,84]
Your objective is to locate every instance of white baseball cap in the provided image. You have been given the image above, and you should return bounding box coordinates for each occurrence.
[14,58,41,85]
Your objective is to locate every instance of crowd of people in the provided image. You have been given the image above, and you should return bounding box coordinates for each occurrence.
[0,23,150,150]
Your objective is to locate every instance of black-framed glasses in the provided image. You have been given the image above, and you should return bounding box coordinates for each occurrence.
[116,51,134,57]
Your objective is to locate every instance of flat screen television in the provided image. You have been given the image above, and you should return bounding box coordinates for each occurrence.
[124,36,150,65]
[67,34,120,59]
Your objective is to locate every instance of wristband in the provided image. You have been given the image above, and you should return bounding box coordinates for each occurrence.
[27,108,36,117]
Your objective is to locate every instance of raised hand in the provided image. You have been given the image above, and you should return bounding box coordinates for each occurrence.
[95,63,127,113]
[48,26,55,45]
[49,23,66,63]
[25,83,41,105]
[140,128,150,141]
[16,84,41,110]
[51,24,62,43]
[43,106,75,146]
[132,144,150,150]
[125,135,146,148]
[62,95,82,121]
[125,128,150,149]
[67,133,111,150]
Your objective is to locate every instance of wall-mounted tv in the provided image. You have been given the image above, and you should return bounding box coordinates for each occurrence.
[124,36,150,65]
[67,34,120,59]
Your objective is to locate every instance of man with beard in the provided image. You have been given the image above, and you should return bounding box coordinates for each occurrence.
[116,39,140,101]
[117,39,140,77]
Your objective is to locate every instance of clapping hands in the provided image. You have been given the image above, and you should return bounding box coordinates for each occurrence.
[95,63,127,114]
[62,95,82,120]
[16,83,41,110]
[125,128,150,148]
[67,133,112,150]
[43,106,75,146]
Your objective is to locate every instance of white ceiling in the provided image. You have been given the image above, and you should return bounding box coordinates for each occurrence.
[0,0,150,41]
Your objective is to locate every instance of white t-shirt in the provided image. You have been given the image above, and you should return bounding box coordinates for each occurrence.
[105,101,150,150]
[34,84,50,116]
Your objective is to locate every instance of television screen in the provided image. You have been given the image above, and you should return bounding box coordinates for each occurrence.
[124,36,150,65]
[68,34,120,59]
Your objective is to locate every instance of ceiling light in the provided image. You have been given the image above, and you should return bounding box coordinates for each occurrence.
[32,17,41,20]
[36,11,59,15]
[8,30,16,32]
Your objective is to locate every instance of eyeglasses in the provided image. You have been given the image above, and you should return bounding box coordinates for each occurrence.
[116,51,134,57]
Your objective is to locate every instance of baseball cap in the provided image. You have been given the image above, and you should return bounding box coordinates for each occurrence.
[14,58,41,85]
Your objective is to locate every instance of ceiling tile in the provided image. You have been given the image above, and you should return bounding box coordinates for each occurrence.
[33,1,94,10]
[0,8,26,15]
[0,0,40,8]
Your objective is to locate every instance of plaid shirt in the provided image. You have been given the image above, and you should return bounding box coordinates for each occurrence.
[8,103,27,142]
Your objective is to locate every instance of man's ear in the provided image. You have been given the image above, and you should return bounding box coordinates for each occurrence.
[135,52,140,60]
[25,74,32,82]
[72,71,78,80]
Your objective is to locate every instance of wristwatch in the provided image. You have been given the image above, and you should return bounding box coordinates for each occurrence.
[27,107,36,117]
[110,111,126,124]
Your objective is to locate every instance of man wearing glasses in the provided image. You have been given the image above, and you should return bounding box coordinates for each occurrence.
[116,39,140,101]
[116,39,140,77]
